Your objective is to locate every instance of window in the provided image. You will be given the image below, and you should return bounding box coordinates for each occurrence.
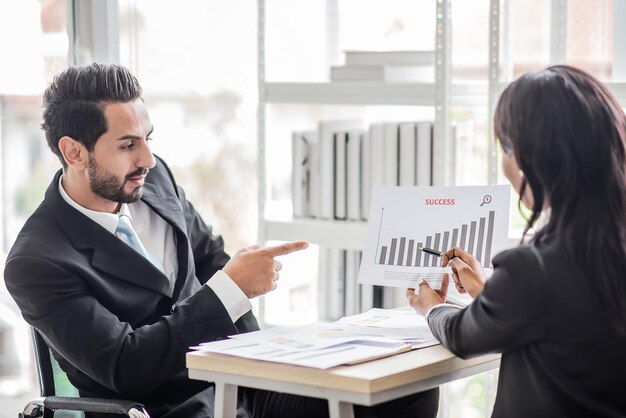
[0,0,69,407]
[118,0,258,255]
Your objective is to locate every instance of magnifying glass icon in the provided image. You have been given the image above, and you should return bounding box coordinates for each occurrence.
[480,195,492,206]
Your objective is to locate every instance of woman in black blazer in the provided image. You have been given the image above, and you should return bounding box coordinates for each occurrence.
[407,65,626,417]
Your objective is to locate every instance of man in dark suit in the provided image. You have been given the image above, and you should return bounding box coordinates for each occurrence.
[4,63,438,418]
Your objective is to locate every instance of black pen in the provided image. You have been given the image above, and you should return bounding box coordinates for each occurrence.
[418,246,443,257]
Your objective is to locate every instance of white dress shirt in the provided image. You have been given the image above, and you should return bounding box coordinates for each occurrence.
[58,176,251,322]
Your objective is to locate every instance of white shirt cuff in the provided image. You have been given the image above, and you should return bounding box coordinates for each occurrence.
[207,270,252,323]
[424,303,463,322]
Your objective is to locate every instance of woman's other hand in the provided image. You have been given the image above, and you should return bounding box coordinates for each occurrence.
[406,274,449,315]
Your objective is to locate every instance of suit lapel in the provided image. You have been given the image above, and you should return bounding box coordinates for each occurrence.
[46,171,173,298]
[140,183,187,233]
[140,182,191,300]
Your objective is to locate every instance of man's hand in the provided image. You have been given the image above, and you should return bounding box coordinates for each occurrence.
[406,275,449,315]
[441,247,486,299]
[223,241,309,298]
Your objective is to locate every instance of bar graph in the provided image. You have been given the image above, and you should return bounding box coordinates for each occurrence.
[375,209,496,268]
[359,185,510,289]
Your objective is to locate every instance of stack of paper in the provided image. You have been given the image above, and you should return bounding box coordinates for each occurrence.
[191,309,438,369]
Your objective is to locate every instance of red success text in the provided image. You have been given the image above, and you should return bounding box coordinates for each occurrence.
[425,198,455,205]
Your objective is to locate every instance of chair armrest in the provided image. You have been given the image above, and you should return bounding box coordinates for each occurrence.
[19,396,149,418]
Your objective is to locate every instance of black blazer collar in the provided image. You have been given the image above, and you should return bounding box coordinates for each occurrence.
[45,170,175,297]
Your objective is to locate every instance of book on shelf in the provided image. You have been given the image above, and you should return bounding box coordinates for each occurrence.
[292,131,317,218]
[357,249,374,312]
[333,132,347,220]
[397,121,434,187]
[308,136,320,218]
[318,119,363,220]
[399,122,417,186]
[319,248,366,320]
[344,249,359,316]
[360,128,372,221]
[330,64,434,83]
[416,122,433,186]
[361,123,385,220]
[346,131,362,221]
[373,285,385,309]
[344,50,435,66]
[383,122,400,187]
[360,283,374,312]
[320,247,346,321]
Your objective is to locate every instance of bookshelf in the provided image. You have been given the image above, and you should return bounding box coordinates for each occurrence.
[257,0,462,246]
[256,0,493,322]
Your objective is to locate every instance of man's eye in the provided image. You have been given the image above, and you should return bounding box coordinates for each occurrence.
[123,142,135,150]
[146,136,154,142]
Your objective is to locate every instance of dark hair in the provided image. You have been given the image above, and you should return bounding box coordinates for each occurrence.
[494,65,626,334]
[41,63,142,168]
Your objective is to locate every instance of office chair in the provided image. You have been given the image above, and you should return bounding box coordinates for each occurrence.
[19,328,150,418]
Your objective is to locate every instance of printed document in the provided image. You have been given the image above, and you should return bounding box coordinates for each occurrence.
[191,309,438,369]
[358,185,510,289]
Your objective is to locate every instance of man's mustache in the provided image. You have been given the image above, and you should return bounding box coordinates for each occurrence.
[125,168,149,181]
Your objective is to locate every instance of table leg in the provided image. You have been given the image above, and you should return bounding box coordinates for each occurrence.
[328,400,355,418]
[214,381,238,418]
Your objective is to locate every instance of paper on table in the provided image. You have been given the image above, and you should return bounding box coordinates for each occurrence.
[338,308,429,329]
[337,308,439,348]
[191,309,445,369]
[228,322,412,351]
[191,338,411,369]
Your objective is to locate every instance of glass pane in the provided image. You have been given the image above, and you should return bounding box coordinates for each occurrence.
[0,0,69,253]
[453,0,490,81]
[265,0,436,82]
[503,0,551,79]
[505,0,614,81]
[566,0,613,80]
[119,0,258,254]
[0,0,69,407]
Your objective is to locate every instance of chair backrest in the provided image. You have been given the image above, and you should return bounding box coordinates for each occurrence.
[31,328,82,418]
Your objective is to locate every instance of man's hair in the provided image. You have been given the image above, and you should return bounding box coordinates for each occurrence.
[42,63,143,168]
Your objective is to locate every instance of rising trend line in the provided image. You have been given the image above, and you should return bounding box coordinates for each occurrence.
[375,207,384,263]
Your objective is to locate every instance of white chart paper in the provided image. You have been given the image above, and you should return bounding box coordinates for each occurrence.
[191,338,411,369]
[358,186,510,288]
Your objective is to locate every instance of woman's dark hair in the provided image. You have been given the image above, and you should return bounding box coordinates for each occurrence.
[41,63,142,168]
[494,65,626,334]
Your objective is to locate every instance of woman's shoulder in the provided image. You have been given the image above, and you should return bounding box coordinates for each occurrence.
[492,243,546,277]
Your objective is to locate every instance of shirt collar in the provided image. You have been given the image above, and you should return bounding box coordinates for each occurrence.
[58,175,132,235]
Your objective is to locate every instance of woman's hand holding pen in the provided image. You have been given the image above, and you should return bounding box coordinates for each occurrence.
[442,247,486,299]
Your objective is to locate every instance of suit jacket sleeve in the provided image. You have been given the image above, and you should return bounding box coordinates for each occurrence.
[427,246,547,358]
[4,255,237,398]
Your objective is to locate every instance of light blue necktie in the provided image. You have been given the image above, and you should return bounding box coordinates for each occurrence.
[116,214,164,272]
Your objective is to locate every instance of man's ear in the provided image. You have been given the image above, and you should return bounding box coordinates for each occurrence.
[58,136,88,170]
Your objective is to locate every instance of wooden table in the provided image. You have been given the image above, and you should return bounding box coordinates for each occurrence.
[187,344,500,418]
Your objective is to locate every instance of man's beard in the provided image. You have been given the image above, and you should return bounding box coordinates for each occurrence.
[87,156,147,204]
